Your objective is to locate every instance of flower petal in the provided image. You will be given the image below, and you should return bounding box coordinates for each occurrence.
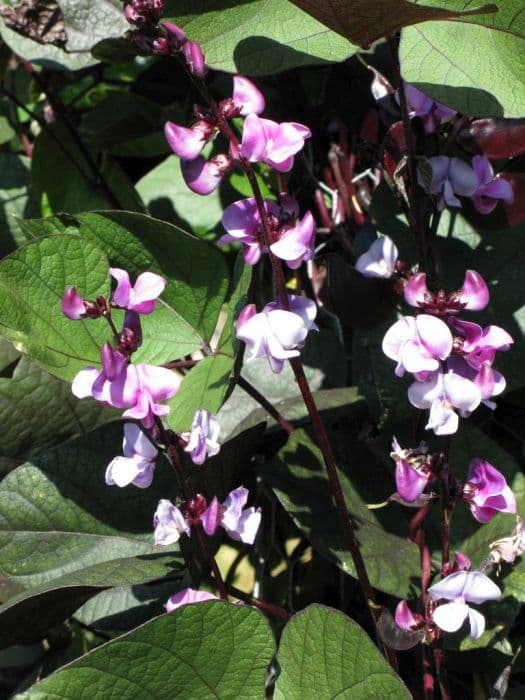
[433,601,469,633]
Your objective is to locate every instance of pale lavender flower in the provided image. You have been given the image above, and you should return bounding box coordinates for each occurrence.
[110,268,166,315]
[471,155,514,214]
[462,458,516,524]
[236,295,317,373]
[106,422,157,488]
[404,84,456,133]
[240,113,311,172]
[408,370,481,435]
[355,235,398,279]
[382,314,453,378]
[232,76,265,116]
[153,499,191,545]
[201,486,261,544]
[428,570,501,639]
[183,409,220,465]
[165,588,218,612]
[421,156,478,210]
[404,269,489,313]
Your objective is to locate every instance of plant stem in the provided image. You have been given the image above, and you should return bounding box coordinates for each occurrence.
[226,584,291,620]
[237,375,294,434]
[433,647,452,700]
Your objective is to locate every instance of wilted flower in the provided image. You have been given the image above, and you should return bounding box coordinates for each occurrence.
[106,422,158,488]
[489,516,525,565]
[471,155,514,214]
[355,235,399,279]
[462,458,516,523]
[153,499,191,545]
[382,314,452,378]
[165,588,218,612]
[110,268,166,315]
[428,570,501,639]
[420,156,478,210]
[182,409,220,465]
[201,486,261,544]
[240,113,311,172]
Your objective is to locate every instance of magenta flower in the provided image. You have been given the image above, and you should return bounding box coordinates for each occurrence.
[232,75,265,116]
[404,84,456,133]
[237,295,317,373]
[182,40,207,78]
[61,287,98,320]
[463,458,516,523]
[449,317,513,370]
[408,370,481,435]
[471,155,514,214]
[219,197,315,268]
[420,156,478,210]
[201,486,261,544]
[404,270,489,314]
[382,314,453,378]
[182,409,221,465]
[161,21,187,49]
[395,600,424,631]
[164,120,214,161]
[428,570,501,639]
[165,588,218,613]
[110,268,166,315]
[106,422,157,488]
[446,356,506,409]
[153,499,191,546]
[181,154,233,195]
[240,113,311,172]
[124,0,163,27]
[390,437,431,502]
[355,235,398,278]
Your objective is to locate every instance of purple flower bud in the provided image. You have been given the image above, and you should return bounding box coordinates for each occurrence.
[181,154,232,195]
[61,286,89,320]
[161,21,187,48]
[463,458,516,523]
[182,40,207,78]
[106,422,157,488]
[182,409,220,465]
[124,0,163,27]
[110,268,167,315]
[154,499,191,545]
[232,75,265,116]
[471,155,514,214]
[165,588,218,612]
[355,235,399,279]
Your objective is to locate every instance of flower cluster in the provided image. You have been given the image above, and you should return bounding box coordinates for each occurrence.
[382,270,512,435]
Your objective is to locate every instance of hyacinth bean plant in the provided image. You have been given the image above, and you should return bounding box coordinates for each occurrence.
[1,1,525,698]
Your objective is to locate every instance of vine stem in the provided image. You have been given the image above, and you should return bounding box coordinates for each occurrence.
[237,375,295,434]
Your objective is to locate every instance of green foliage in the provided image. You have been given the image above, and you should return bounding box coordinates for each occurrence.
[275,605,410,699]
[17,602,276,700]
[0,154,39,257]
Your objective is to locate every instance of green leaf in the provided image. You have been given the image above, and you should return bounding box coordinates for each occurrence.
[31,123,144,214]
[17,602,276,700]
[275,605,409,699]
[0,422,182,588]
[136,155,224,237]
[399,21,525,117]
[0,153,39,257]
[262,428,420,597]
[165,0,358,75]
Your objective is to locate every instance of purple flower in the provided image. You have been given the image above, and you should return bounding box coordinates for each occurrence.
[124,0,163,27]
[355,235,398,278]
[471,155,514,214]
[382,314,453,378]
[165,588,218,613]
[395,600,422,630]
[446,356,506,409]
[236,295,317,373]
[428,570,501,639]
[218,197,315,268]
[161,21,187,49]
[106,422,158,488]
[404,84,456,133]
[61,287,95,320]
[240,113,311,172]
[390,437,431,502]
[110,268,166,315]
[404,270,489,314]
[201,486,261,544]
[182,40,207,78]
[449,317,513,370]
[420,156,478,210]
[182,409,220,465]
[181,154,233,195]
[232,76,265,117]
[153,499,191,545]
[164,120,214,161]
[408,370,481,435]
[463,458,516,523]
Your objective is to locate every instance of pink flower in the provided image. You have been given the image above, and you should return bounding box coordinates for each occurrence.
[164,120,214,161]
[236,295,317,373]
[61,287,95,320]
[181,154,233,195]
[420,156,478,210]
[449,317,513,370]
[153,499,191,545]
[471,155,514,214]
[232,76,265,116]
[404,270,489,314]
[106,422,157,488]
[463,458,516,523]
[201,486,261,544]
[240,113,311,172]
[110,268,166,315]
[408,370,481,435]
[390,437,431,502]
[182,409,221,465]
[395,600,423,630]
[165,588,218,613]
[382,315,453,378]
[428,570,501,639]
[355,235,398,278]
[404,84,456,133]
